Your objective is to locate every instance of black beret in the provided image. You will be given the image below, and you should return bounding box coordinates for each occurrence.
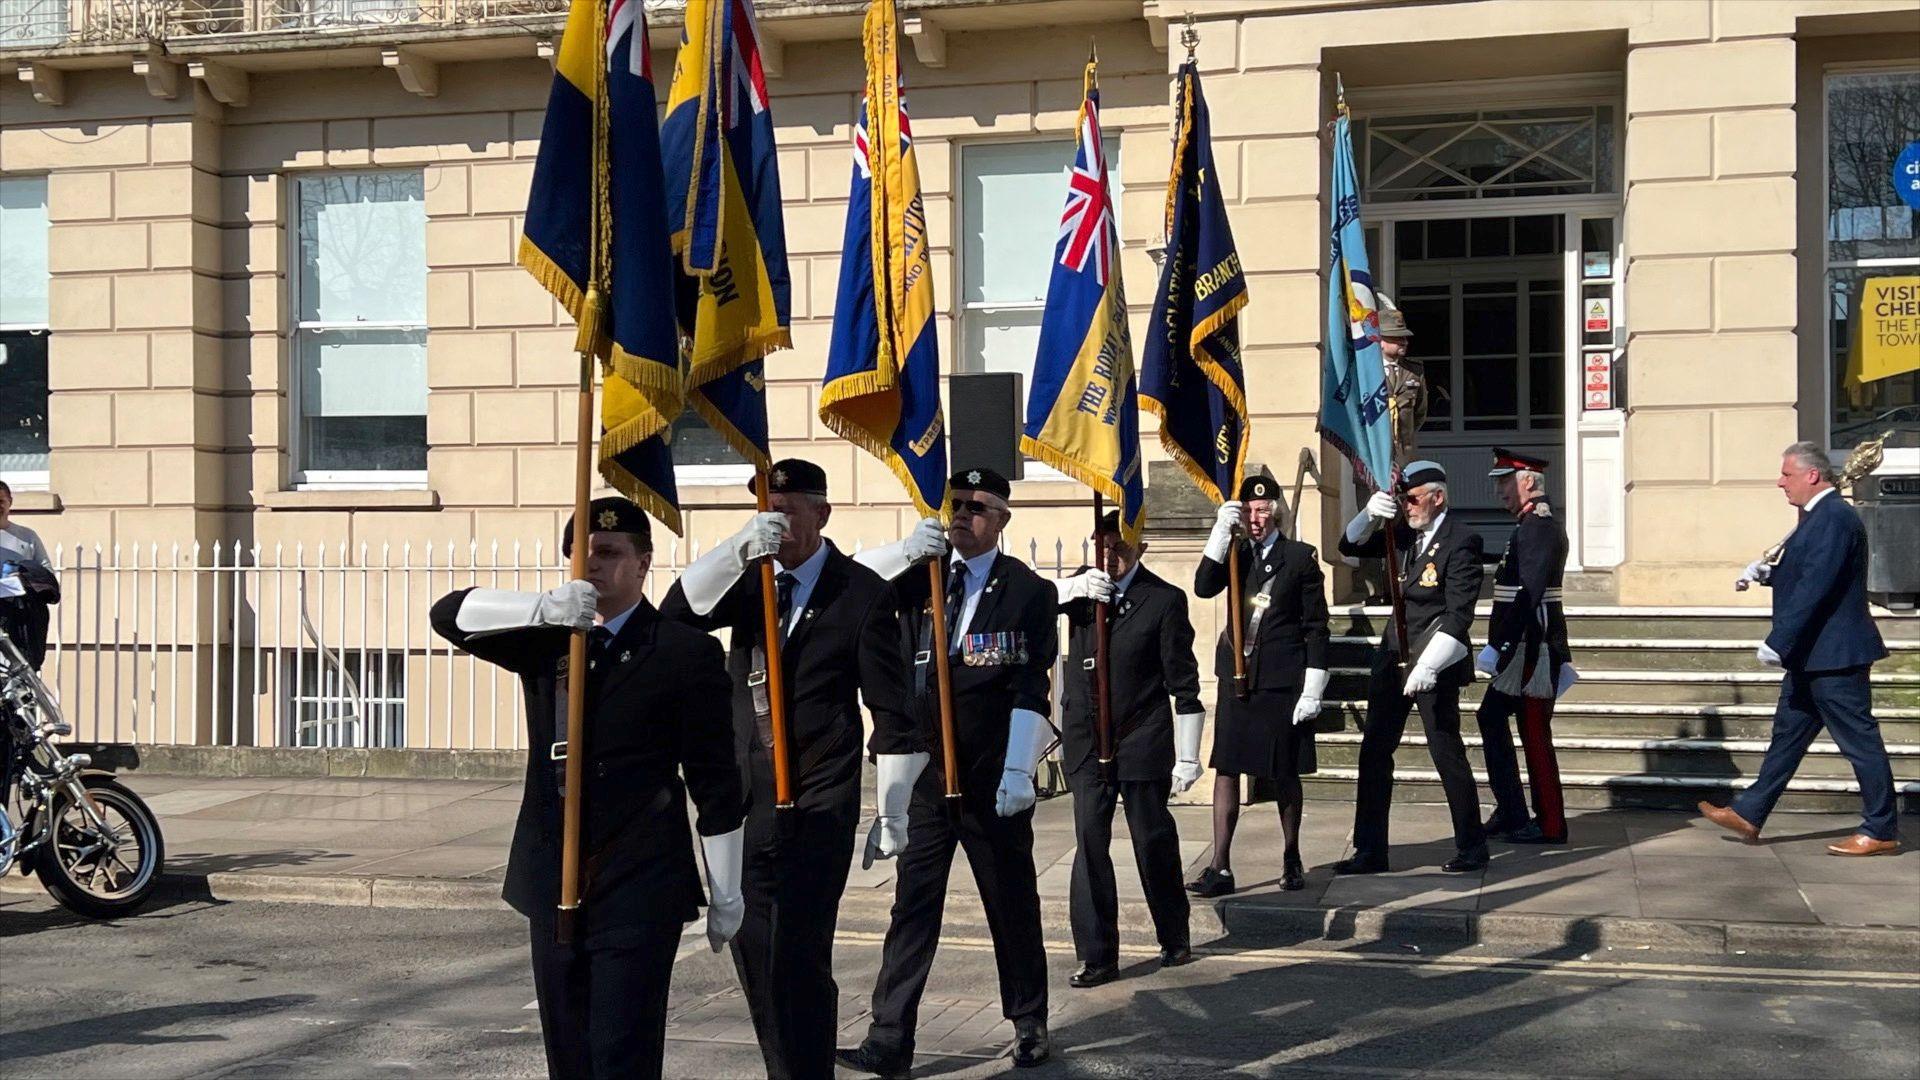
[1398,459,1447,493]
[752,458,828,497]
[1238,474,1279,502]
[1092,509,1122,535]
[949,467,1012,501]
[562,496,652,557]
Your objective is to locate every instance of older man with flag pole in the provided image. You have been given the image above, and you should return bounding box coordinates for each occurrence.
[437,0,746,1074]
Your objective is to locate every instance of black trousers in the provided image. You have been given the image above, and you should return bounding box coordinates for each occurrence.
[1354,660,1486,858]
[527,917,682,1080]
[863,774,1047,1056]
[1733,667,1898,841]
[730,762,860,1080]
[1478,686,1568,841]
[1068,775,1188,969]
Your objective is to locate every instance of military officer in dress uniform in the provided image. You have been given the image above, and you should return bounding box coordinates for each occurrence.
[1377,295,1428,464]
[659,459,913,1080]
[1051,510,1203,988]
[838,467,1058,1077]
[1186,475,1332,898]
[1475,448,1577,845]
[429,497,745,1080]
[1335,462,1490,874]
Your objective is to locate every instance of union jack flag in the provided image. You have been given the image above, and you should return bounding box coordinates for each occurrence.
[606,0,651,80]
[850,97,912,180]
[1057,101,1114,285]
[727,0,770,118]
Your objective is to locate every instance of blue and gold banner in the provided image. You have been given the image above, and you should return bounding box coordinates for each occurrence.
[663,0,790,467]
[1318,95,1395,492]
[518,0,684,531]
[1020,60,1144,545]
[818,0,947,519]
[1140,61,1248,509]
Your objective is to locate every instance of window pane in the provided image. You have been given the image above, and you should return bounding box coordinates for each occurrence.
[297,172,427,323]
[1829,267,1920,453]
[0,330,49,473]
[1528,285,1562,354]
[1826,71,1920,264]
[0,176,49,326]
[1463,292,1517,355]
[1462,355,1518,426]
[671,409,748,467]
[1529,349,1563,429]
[961,141,1072,306]
[962,310,1043,379]
[1366,107,1613,202]
[1514,213,1558,256]
[298,329,427,472]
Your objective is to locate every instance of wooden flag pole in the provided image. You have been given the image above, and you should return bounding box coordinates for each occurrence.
[1092,494,1115,781]
[755,479,796,810]
[555,293,600,947]
[926,559,963,808]
[1227,540,1248,701]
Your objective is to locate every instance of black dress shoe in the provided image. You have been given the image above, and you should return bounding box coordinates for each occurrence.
[1281,860,1306,891]
[1442,847,1489,873]
[1332,854,1388,875]
[836,1043,912,1079]
[1159,944,1194,968]
[1013,1022,1051,1068]
[1186,866,1235,897]
[1483,812,1529,836]
[1069,963,1117,988]
[1506,822,1568,845]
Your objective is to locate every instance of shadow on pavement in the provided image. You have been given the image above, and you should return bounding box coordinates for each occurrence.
[0,996,316,1060]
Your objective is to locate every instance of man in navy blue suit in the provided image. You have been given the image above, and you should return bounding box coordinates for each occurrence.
[1701,442,1898,856]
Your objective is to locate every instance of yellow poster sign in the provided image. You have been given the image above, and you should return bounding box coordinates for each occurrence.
[1846,275,1920,405]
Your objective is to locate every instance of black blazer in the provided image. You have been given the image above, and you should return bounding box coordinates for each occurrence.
[1338,513,1483,688]
[660,542,912,815]
[1486,499,1572,677]
[875,551,1058,792]
[429,594,744,933]
[1194,537,1330,692]
[1058,565,1205,781]
[1764,493,1889,672]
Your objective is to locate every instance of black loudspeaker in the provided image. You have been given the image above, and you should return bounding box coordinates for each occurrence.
[948,372,1024,482]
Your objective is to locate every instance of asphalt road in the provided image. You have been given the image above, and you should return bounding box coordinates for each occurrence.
[2,893,1916,1079]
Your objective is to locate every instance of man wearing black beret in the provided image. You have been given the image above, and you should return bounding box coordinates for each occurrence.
[660,459,912,1080]
[840,467,1060,1075]
[430,497,745,1080]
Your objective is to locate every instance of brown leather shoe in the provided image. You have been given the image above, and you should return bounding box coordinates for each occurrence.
[1827,834,1901,857]
[1698,802,1760,842]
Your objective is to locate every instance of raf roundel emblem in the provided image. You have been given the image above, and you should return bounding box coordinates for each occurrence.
[596,509,619,530]
[967,470,982,485]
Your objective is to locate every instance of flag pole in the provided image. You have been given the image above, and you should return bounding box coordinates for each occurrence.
[1092,494,1115,782]
[1228,535,1248,701]
[926,558,962,811]
[754,476,796,810]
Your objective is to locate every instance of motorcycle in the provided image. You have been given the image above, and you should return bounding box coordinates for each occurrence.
[1,632,164,917]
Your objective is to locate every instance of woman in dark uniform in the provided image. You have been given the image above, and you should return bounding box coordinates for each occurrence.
[1187,475,1330,896]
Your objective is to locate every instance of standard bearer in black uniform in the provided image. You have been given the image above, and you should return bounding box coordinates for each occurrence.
[430,497,745,1080]
[838,467,1058,1077]
[1187,474,1331,898]
[1051,510,1203,988]
[1334,462,1490,874]
[1475,448,1576,845]
[660,459,913,1080]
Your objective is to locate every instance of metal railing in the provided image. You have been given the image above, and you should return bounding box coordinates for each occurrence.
[37,534,1105,754]
[0,0,574,50]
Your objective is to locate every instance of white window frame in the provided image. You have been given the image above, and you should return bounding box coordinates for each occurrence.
[1820,64,1920,475]
[287,171,430,491]
[0,173,51,490]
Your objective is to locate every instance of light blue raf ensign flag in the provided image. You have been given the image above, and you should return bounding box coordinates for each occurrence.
[1317,104,1395,491]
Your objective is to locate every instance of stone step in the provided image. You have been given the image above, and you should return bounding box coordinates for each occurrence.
[1313,732,1920,782]
[1327,668,1920,708]
[1321,700,1920,743]
[1329,636,1920,674]
[1332,606,1920,644]
[1299,767,1920,815]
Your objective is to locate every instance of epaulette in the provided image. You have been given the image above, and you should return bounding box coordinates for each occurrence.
[1531,501,1553,518]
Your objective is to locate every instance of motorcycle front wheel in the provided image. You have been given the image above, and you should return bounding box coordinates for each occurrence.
[34,775,165,918]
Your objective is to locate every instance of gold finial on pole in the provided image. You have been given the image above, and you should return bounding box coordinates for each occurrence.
[1179,13,1198,60]
[1336,71,1348,116]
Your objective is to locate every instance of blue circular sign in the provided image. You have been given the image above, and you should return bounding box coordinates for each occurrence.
[1897,141,1920,212]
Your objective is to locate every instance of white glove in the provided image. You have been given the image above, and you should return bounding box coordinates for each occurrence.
[699,826,745,953]
[863,751,929,868]
[678,512,789,615]
[454,581,598,635]
[1367,490,1399,521]
[1203,501,1241,563]
[1403,632,1467,697]
[1475,645,1499,675]
[1171,709,1205,793]
[1757,642,1782,668]
[1554,663,1579,698]
[996,708,1049,818]
[1734,559,1772,592]
[1292,667,1328,726]
[1056,568,1115,604]
[853,517,948,581]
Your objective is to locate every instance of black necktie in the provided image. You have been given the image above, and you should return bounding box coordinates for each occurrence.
[775,571,798,634]
[944,562,969,651]
[587,625,614,669]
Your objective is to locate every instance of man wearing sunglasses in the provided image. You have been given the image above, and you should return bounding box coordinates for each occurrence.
[840,467,1059,1076]
[1335,461,1490,875]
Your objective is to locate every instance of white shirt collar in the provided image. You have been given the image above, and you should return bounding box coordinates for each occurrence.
[951,546,998,584]
[1420,510,1448,543]
[1114,562,1142,597]
[598,599,643,638]
[1804,487,1836,512]
[775,538,831,589]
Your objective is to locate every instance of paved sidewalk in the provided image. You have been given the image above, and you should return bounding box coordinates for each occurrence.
[8,774,1916,958]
